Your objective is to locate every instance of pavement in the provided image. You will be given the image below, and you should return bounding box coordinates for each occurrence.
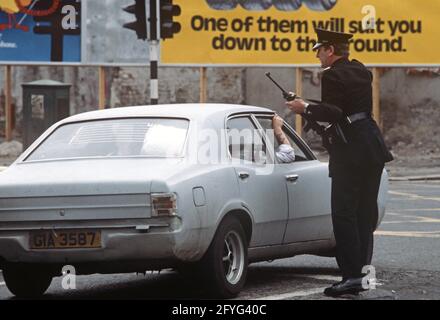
[389,174,440,181]
[387,165,440,181]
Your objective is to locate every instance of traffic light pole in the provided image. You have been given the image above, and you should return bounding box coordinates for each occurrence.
[149,0,159,105]
[124,0,181,105]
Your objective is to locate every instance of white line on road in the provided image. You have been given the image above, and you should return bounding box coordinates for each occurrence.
[298,274,341,282]
[375,230,440,238]
[403,183,440,188]
[0,282,5,286]
[255,287,327,300]
[389,191,440,202]
[400,208,440,212]
[387,212,440,223]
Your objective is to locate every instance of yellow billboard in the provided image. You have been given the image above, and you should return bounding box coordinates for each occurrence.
[161,0,439,66]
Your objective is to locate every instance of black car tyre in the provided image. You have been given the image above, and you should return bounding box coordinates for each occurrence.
[201,216,248,298]
[273,0,302,11]
[303,0,338,11]
[3,264,53,298]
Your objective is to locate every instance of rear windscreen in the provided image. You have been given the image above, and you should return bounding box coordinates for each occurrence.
[25,118,189,161]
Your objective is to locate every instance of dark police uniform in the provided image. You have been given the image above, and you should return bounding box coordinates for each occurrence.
[305,29,394,280]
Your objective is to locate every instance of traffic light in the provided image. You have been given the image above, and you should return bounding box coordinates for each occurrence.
[123,0,147,40]
[159,0,181,40]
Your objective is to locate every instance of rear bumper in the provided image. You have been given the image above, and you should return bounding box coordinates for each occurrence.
[0,223,205,272]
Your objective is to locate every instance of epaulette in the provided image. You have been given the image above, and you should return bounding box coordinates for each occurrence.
[319,66,332,75]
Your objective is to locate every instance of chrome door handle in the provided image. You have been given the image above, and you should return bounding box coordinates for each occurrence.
[285,174,299,182]
[238,172,250,179]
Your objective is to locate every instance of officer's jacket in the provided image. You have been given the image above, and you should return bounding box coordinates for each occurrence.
[306,58,393,175]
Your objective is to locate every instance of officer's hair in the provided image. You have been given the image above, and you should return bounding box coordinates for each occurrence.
[324,43,350,57]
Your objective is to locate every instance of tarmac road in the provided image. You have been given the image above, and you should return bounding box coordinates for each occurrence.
[0,180,439,300]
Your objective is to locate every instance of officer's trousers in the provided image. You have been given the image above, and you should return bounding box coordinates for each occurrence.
[331,164,384,279]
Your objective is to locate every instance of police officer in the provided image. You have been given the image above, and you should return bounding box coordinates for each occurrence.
[286,28,393,297]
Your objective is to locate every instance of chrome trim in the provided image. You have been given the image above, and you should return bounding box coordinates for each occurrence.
[0,224,170,232]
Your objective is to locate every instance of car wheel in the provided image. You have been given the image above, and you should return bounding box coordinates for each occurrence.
[239,0,273,11]
[273,0,303,11]
[3,264,53,298]
[303,0,337,11]
[201,216,248,298]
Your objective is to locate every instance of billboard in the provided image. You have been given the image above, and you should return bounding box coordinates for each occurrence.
[161,0,440,66]
[0,0,81,63]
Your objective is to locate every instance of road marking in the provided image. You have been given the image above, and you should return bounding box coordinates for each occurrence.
[389,191,440,202]
[404,183,440,188]
[0,282,5,286]
[382,220,429,224]
[400,208,440,212]
[375,230,440,238]
[254,287,327,300]
[298,274,341,282]
[387,212,440,223]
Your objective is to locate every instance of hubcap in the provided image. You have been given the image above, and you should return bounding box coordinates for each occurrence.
[222,230,245,285]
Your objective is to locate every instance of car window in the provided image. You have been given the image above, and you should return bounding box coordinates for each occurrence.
[255,116,310,162]
[25,118,189,161]
[226,116,267,164]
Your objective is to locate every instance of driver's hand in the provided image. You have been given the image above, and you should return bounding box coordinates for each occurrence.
[272,115,284,130]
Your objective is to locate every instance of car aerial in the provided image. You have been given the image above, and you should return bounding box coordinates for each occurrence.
[0,103,389,298]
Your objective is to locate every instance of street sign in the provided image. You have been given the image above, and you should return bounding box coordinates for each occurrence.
[161,0,440,66]
[0,0,81,63]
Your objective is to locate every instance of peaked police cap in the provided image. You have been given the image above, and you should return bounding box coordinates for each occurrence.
[313,28,353,51]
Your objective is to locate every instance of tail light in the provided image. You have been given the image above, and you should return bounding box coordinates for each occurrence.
[151,193,177,216]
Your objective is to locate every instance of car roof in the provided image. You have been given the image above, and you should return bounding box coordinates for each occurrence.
[62,103,274,124]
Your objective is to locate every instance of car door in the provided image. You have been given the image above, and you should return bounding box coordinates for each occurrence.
[254,115,333,244]
[226,114,288,247]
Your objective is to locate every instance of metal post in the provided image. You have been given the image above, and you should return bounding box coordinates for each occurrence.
[200,67,207,103]
[149,0,159,105]
[5,66,12,141]
[99,66,106,109]
[295,68,303,137]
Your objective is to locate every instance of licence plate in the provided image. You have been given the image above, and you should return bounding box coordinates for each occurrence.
[29,230,101,249]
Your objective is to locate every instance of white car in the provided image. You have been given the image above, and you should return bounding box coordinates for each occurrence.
[0,104,388,298]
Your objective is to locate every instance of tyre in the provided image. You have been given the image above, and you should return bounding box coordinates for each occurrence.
[201,216,248,298]
[303,0,338,11]
[3,264,53,298]
[205,0,238,10]
[273,0,302,11]
[239,0,272,11]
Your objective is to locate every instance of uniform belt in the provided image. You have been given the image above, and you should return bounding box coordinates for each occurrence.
[345,112,371,124]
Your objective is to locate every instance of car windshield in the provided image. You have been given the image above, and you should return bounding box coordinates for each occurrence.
[25,118,189,162]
